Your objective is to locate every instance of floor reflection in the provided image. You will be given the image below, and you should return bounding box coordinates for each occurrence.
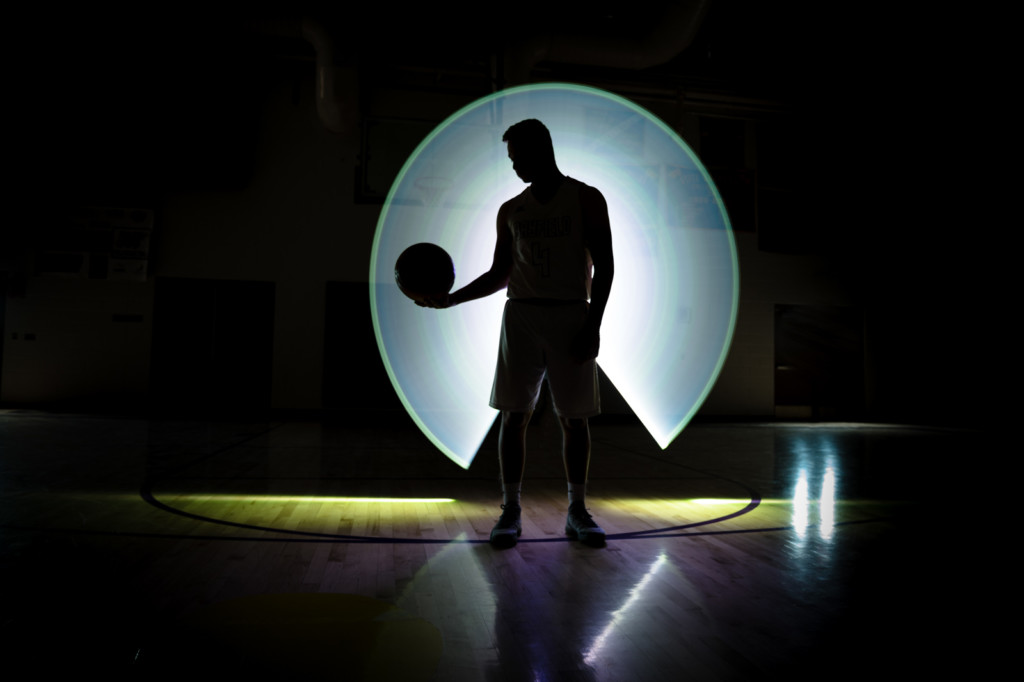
[582,552,668,667]
[0,412,979,679]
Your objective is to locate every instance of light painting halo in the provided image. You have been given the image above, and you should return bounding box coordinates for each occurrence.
[370,83,738,469]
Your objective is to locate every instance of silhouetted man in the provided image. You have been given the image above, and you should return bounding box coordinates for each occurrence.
[421,119,614,547]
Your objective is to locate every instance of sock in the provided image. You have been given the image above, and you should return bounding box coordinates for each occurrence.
[568,482,586,506]
[503,484,521,508]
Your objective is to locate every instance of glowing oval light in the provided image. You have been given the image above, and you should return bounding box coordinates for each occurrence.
[370,84,738,469]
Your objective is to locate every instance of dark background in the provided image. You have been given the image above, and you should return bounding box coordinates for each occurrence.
[1,2,988,429]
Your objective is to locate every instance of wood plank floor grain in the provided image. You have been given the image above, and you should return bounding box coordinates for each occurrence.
[0,411,986,680]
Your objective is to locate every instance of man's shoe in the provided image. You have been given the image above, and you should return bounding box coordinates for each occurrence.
[490,504,522,548]
[565,501,606,547]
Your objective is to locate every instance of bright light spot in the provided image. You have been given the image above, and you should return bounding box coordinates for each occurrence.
[793,469,810,537]
[786,433,841,540]
[691,498,751,506]
[819,465,836,540]
[370,84,738,468]
[583,553,668,666]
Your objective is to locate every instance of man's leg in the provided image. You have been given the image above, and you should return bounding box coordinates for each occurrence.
[499,410,531,505]
[491,410,531,548]
[561,416,606,546]
[560,416,590,491]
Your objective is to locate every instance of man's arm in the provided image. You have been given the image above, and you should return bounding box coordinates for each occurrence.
[419,202,514,308]
[571,185,614,361]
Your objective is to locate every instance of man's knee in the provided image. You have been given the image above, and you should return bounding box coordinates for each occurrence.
[558,416,589,436]
[502,411,532,430]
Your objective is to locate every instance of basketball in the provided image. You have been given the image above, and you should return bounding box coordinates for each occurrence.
[395,243,456,303]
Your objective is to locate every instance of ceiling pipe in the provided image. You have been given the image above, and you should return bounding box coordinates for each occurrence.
[301,17,358,135]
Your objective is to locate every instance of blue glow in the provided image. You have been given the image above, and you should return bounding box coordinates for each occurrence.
[793,469,810,537]
[370,84,738,468]
[820,466,836,540]
[788,434,840,543]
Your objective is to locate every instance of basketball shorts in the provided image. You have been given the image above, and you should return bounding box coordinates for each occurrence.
[489,299,600,418]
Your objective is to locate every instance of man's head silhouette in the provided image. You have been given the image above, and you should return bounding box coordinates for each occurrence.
[503,119,557,183]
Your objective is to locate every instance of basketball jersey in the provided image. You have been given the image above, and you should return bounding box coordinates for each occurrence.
[505,177,592,301]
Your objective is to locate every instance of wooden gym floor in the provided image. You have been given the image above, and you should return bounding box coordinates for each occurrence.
[0,408,984,680]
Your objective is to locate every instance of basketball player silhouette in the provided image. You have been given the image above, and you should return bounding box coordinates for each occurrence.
[419,119,614,547]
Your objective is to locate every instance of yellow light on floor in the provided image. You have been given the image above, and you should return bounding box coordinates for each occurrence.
[160,494,456,504]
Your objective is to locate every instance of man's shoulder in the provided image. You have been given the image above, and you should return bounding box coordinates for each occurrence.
[499,186,531,214]
[571,180,607,212]
[563,176,587,193]
[566,177,603,199]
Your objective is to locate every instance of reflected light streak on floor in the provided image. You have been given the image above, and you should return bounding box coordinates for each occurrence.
[793,469,810,538]
[582,552,668,667]
[820,466,837,541]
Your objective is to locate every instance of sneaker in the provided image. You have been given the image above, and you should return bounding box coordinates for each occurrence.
[565,501,606,546]
[490,504,522,548]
